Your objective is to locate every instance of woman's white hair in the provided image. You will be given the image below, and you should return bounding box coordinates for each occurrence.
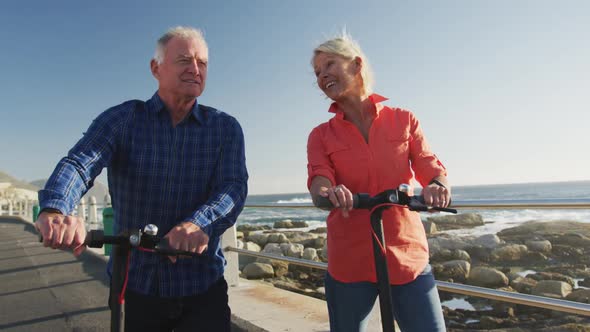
[312,32,375,95]
[154,26,208,64]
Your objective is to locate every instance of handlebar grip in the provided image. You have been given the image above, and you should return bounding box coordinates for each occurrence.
[155,245,205,257]
[433,207,458,214]
[85,230,105,248]
[411,196,457,214]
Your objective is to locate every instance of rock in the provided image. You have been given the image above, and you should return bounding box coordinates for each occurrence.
[243,263,274,279]
[465,246,493,262]
[431,249,471,263]
[427,213,485,230]
[473,234,504,249]
[267,233,289,244]
[422,220,437,235]
[247,232,270,247]
[468,267,509,288]
[478,316,506,329]
[525,251,549,262]
[237,224,271,232]
[291,221,309,228]
[528,272,575,287]
[309,237,327,249]
[285,231,318,244]
[525,239,552,253]
[510,276,538,294]
[303,247,319,261]
[428,234,472,253]
[566,289,590,303]
[532,280,572,299]
[579,278,590,288]
[239,241,262,269]
[273,220,309,229]
[438,260,471,282]
[491,244,528,262]
[309,227,327,233]
[262,243,284,255]
[281,243,304,258]
[552,245,585,261]
[498,221,590,243]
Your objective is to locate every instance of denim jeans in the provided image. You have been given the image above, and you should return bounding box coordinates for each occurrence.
[325,264,446,332]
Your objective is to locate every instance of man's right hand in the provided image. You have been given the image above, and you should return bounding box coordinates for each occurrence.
[35,211,87,256]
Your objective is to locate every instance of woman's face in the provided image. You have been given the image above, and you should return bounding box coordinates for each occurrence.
[313,52,361,101]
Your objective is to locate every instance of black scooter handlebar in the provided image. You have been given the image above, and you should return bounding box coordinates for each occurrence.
[40,229,204,257]
[315,190,457,214]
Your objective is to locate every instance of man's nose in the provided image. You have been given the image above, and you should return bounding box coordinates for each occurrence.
[187,59,199,74]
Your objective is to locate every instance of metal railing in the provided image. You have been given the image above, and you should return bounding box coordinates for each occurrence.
[227,200,590,317]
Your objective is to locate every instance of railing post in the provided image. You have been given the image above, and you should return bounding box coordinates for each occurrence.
[88,196,98,226]
[23,199,29,218]
[222,225,239,287]
[78,197,87,223]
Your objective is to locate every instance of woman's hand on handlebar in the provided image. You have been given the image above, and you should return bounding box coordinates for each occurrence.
[322,184,354,217]
[422,177,451,210]
[310,176,353,217]
[35,211,87,256]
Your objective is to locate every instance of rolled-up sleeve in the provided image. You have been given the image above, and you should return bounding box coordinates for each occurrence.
[407,113,447,186]
[306,127,336,189]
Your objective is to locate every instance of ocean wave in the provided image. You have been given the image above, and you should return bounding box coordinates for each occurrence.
[276,197,313,204]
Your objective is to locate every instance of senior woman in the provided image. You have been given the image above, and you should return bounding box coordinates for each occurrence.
[307,33,450,332]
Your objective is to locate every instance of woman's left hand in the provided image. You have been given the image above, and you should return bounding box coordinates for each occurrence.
[422,177,451,209]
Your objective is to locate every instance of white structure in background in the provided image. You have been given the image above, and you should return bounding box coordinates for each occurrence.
[87,196,99,228]
[0,182,38,218]
[77,197,87,221]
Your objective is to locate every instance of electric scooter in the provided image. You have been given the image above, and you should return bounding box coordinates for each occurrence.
[316,184,457,332]
[41,224,203,332]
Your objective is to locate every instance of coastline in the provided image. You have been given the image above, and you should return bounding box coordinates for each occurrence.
[236,214,590,330]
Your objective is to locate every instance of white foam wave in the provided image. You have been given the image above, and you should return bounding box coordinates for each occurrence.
[276,197,313,204]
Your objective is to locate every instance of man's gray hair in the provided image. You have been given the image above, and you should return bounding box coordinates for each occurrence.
[154,26,208,64]
[312,32,375,95]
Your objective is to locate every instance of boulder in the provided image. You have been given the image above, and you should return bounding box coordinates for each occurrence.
[566,289,590,303]
[491,244,528,262]
[427,213,484,230]
[525,239,552,253]
[532,280,572,299]
[468,267,509,288]
[242,263,274,279]
[438,260,471,282]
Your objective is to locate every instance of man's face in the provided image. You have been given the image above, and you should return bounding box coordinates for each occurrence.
[152,36,208,99]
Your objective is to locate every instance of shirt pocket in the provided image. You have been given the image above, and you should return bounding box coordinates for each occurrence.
[385,134,410,167]
[326,143,368,186]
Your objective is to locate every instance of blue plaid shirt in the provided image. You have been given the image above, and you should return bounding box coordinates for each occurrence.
[39,92,248,297]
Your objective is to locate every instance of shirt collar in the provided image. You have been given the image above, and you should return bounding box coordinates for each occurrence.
[147,92,206,125]
[328,93,389,118]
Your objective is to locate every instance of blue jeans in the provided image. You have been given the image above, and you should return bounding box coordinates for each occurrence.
[325,265,446,332]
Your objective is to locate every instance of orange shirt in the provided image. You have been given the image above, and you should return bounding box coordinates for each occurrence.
[307,94,447,284]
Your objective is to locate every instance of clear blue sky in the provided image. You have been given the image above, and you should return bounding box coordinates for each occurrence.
[1,1,588,194]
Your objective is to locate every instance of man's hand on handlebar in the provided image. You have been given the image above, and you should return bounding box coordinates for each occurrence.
[163,221,209,263]
[35,211,87,256]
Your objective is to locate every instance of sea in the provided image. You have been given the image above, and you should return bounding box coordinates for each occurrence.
[238,180,590,237]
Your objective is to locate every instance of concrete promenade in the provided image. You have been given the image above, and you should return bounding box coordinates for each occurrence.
[0,216,346,331]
